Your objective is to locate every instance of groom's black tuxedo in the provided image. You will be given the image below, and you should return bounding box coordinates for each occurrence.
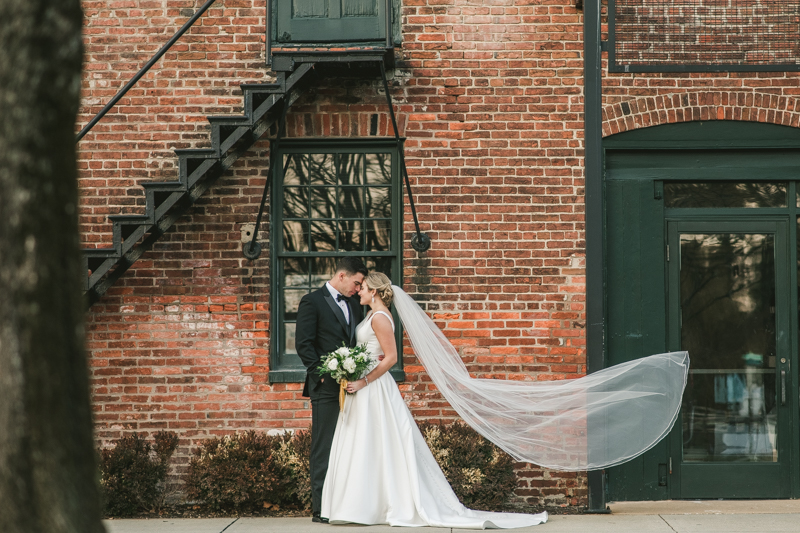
[295,284,363,516]
[295,286,363,398]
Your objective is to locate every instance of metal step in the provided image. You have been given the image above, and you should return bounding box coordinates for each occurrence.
[82,247,118,291]
[175,149,218,187]
[109,214,152,256]
[241,83,283,120]
[141,181,186,222]
[208,116,255,156]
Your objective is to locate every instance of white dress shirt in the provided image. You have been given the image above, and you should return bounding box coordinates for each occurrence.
[326,282,350,324]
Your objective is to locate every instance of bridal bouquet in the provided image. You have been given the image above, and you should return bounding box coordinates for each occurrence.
[319,344,372,411]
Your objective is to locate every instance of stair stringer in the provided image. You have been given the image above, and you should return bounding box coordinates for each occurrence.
[82,63,316,307]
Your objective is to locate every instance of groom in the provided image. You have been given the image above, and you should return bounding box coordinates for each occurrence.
[295,257,367,523]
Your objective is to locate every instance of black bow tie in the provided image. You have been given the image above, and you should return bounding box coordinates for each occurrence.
[336,294,348,302]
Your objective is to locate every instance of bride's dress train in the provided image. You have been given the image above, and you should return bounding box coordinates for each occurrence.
[321,311,548,528]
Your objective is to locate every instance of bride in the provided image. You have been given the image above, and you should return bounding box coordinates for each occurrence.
[321,272,547,528]
[321,273,689,527]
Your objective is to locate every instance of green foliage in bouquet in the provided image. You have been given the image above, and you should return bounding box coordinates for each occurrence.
[418,420,517,511]
[318,343,373,386]
[99,431,179,517]
[185,430,293,512]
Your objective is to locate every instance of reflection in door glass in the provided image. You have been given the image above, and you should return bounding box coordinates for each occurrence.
[681,233,777,462]
[665,182,786,208]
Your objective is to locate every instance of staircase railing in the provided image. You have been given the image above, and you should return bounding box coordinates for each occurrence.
[76,0,219,142]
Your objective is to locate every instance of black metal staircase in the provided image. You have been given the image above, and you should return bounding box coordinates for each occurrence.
[78,0,416,307]
[82,62,316,306]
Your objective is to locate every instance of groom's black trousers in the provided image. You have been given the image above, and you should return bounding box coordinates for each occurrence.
[309,379,340,515]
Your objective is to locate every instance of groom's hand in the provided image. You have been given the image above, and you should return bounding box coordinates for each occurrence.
[378,355,385,361]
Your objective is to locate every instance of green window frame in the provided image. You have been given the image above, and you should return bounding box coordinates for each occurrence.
[268,140,404,383]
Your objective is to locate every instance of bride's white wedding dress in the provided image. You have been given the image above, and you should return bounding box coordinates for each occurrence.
[320,310,548,528]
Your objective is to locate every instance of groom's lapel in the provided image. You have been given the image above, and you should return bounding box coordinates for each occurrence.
[346,301,356,344]
[322,290,349,335]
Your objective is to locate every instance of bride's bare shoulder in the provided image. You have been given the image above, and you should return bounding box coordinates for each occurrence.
[371,310,394,331]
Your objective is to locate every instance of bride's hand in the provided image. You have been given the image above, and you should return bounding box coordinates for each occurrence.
[347,379,367,393]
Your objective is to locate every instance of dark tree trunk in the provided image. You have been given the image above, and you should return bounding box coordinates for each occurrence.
[0,0,104,532]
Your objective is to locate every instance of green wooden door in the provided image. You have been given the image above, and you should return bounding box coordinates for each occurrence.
[276,0,387,43]
[605,178,670,500]
[667,219,793,498]
[604,122,800,500]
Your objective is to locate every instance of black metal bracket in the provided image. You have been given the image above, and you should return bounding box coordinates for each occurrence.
[242,240,262,261]
[379,61,431,253]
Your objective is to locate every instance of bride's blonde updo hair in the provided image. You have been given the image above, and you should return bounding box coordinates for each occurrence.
[364,272,393,307]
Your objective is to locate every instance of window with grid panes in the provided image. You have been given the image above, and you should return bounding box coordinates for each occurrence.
[268,141,403,382]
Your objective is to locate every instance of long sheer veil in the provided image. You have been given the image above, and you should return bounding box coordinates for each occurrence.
[391,285,689,471]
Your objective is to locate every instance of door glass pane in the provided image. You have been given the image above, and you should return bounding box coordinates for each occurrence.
[366,186,392,218]
[309,187,337,218]
[283,258,308,287]
[283,221,309,252]
[338,220,364,251]
[680,233,777,463]
[283,187,308,218]
[365,153,392,184]
[285,323,298,355]
[310,221,337,251]
[366,219,391,251]
[283,154,309,185]
[284,289,307,314]
[308,154,336,184]
[665,182,787,208]
[338,187,364,218]
[337,154,361,185]
[309,258,338,287]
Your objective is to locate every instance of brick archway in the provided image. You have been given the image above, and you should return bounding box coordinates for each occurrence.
[602,92,800,137]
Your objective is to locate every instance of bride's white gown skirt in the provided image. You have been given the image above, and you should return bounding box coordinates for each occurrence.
[320,372,547,529]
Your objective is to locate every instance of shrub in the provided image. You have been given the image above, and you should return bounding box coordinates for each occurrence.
[272,429,312,510]
[184,430,295,512]
[418,420,517,511]
[99,431,179,517]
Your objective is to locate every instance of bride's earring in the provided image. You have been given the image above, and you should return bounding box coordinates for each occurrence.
[371,296,375,304]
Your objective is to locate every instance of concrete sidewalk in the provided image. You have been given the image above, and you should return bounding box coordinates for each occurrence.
[103,500,800,533]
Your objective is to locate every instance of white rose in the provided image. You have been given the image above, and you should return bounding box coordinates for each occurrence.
[335,347,350,357]
[343,357,356,373]
[327,358,339,371]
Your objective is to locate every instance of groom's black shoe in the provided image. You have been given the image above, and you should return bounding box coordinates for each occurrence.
[312,513,329,523]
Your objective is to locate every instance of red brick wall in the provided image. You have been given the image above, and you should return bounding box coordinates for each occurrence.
[78,0,800,508]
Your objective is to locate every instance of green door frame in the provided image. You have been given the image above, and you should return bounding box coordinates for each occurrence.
[603,121,800,501]
[268,139,404,384]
